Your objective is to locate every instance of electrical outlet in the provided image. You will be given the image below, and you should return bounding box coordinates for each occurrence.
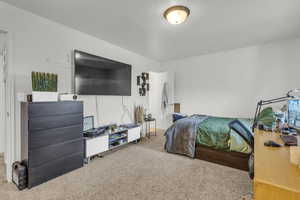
[16,93,26,102]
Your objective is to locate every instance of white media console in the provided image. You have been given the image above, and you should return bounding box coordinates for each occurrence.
[84,126,141,162]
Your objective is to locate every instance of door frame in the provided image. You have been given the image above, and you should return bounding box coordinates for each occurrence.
[0,28,15,182]
[0,31,5,156]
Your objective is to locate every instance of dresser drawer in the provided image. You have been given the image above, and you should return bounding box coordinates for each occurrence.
[28,152,83,188]
[29,124,82,150]
[29,101,83,118]
[29,114,83,132]
[29,139,83,167]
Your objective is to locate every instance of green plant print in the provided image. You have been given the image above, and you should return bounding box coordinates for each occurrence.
[31,71,58,92]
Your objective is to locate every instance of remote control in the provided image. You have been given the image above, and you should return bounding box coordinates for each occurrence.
[264,140,281,147]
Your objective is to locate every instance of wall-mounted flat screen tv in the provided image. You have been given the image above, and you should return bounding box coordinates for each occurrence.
[74,50,132,96]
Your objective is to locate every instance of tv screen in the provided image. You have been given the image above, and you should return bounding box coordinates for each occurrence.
[74,50,132,96]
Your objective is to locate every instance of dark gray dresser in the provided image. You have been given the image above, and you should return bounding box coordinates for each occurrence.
[21,101,84,188]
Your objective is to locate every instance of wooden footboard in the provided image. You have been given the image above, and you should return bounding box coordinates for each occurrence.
[195,145,250,171]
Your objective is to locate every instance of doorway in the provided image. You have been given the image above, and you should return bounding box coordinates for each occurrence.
[148,72,174,129]
[0,30,7,182]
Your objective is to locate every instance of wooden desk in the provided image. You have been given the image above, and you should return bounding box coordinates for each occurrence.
[254,130,300,200]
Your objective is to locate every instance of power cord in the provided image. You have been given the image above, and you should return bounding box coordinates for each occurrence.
[94,96,132,125]
[95,96,100,126]
[121,96,133,123]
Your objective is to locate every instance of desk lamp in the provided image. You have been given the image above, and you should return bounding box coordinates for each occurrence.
[252,89,300,132]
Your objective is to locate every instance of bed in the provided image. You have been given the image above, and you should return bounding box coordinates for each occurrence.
[164,115,253,171]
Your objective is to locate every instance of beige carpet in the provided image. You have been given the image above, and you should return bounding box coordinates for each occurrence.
[0,131,252,200]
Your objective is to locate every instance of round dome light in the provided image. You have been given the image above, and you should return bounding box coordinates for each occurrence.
[163,5,190,25]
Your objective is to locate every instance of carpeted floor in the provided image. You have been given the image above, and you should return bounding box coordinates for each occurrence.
[0,131,252,200]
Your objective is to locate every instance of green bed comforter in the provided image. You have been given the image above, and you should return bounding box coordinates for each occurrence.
[196,117,252,154]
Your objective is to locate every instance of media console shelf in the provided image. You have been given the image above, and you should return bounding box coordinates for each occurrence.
[84,126,141,163]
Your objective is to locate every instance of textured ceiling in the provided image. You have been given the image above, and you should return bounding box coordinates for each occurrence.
[3,0,300,61]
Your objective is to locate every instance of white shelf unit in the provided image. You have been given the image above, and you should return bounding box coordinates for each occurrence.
[84,126,141,162]
[85,134,109,158]
[128,127,141,142]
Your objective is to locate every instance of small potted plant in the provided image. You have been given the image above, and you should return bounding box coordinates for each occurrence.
[31,72,58,102]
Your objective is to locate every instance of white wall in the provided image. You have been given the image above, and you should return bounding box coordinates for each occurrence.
[161,38,300,118]
[0,2,160,161]
[0,32,6,154]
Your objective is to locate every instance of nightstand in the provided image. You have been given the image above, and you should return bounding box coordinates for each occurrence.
[144,118,156,138]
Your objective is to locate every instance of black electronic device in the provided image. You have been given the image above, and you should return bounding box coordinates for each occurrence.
[12,161,27,190]
[120,123,140,129]
[280,135,298,146]
[83,116,106,137]
[83,129,106,138]
[264,140,282,147]
[74,50,132,96]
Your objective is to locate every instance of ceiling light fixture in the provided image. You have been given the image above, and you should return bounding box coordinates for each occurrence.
[163,5,190,25]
